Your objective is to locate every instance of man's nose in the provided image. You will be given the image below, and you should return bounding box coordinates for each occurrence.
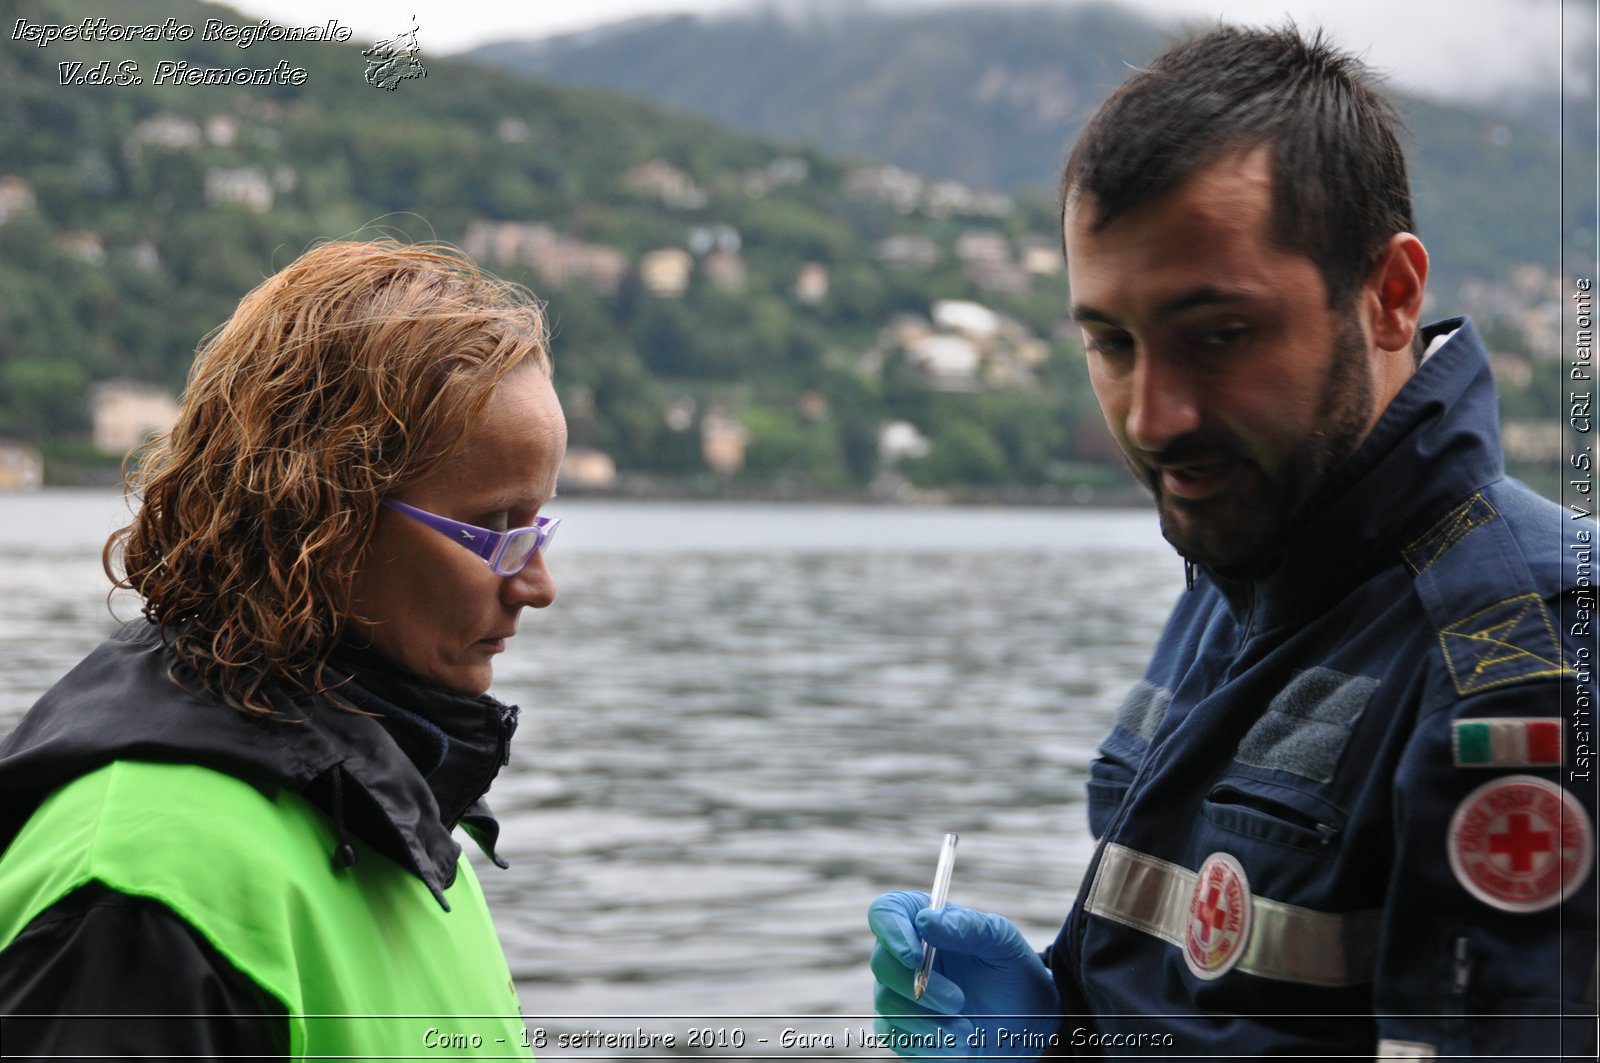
[1125,355,1202,454]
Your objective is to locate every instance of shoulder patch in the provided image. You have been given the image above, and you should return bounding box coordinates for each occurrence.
[1439,594,1571,696]
[1447,775,1593,913]
[1452,718,1562,768]
[1403,493,1497,575]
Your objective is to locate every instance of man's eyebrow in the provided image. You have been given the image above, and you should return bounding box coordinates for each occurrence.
[1072,287,1257,327]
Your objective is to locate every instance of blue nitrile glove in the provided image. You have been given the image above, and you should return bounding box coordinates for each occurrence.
[868,891,1060,1060]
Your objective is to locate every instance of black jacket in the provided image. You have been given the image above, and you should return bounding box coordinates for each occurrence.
[0,621,520,1059]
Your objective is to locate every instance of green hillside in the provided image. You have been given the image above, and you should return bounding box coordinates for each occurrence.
[469,3,1593,296]
[0,0,1570,498]
[0,0,1126,498]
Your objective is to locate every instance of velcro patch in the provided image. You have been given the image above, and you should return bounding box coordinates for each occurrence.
[1452,718,1563,768]
[1438,594,1571,696]
[1235,667,1376,782]
[1113,680,1171,742]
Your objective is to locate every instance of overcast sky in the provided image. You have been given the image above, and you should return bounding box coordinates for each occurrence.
[229,0,1591,105]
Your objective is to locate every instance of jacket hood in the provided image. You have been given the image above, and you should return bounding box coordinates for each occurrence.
[0,621,517,909]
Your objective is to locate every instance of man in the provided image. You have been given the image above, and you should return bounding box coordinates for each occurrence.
[868,25,1596,1059]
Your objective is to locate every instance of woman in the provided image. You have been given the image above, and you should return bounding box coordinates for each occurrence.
[0,241,564,1059]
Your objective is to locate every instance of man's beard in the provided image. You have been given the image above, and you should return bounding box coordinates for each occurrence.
[1141,314,1374,574]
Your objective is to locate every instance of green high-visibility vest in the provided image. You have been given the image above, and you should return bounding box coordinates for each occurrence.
[0,760,533,1060]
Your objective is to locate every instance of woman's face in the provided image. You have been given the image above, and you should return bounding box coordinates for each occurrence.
[349,366,567,695]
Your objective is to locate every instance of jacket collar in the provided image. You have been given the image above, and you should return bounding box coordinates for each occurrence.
[324,638,519,878]
[1202,318,1504,631]
[0,621,518,909]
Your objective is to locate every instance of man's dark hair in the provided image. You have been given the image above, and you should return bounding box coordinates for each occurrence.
[1061,25,1413,309]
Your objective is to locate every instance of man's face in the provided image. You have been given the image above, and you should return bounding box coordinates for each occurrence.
[1065,148,1386,572]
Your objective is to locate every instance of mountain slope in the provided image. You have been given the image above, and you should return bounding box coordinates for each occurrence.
[469,2,1591,292]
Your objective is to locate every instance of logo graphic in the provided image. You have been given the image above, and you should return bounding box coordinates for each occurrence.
[1448,775,1594,913]
[1185,852,1251,979]
[363,17,427,91]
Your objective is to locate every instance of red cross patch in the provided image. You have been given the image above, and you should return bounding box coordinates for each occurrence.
[1447,775,1594,913]
[1185,852,1251,980]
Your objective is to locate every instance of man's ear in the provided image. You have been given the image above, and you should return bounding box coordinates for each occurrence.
[1365,233,1429,353]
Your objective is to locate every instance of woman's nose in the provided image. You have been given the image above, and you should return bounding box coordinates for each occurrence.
[502,550,556,610]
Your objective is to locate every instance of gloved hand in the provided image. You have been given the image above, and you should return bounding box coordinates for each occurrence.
[868,891,1059,1059]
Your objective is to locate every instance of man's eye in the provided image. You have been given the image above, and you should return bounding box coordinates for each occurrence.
[1196,325,1250,348]
[1085,333,1133,358]
[481,513,510,532]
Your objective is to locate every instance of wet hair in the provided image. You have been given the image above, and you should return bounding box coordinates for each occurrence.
[1061,24,1414,309]
[107,240,551,715]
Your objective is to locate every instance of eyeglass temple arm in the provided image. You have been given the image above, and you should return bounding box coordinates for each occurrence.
[384,500,505,564]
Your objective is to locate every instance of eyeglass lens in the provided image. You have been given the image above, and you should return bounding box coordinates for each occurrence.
[494,522,555,576]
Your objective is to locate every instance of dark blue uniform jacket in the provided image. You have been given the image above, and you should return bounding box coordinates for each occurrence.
[1048,319,1597,1059]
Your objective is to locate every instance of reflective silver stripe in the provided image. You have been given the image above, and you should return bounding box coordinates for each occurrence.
[1085,843,1383,988]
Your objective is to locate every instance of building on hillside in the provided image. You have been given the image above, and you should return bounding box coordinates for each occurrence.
[463,221,628,296]
[134,113,202,149]
[924,180,1012,219]
[932,299,1000,340]
[640,248,694,297]
[954,231,1029,295]
[57,231,105,265]
[90,382,179,455]
[1501,420,1565,465]
[878,420,931,464]
[205,167,274,212]
[625,160,708,210]
[702,249,747,293]
[560,447,618,490]
[204,114,239,147]
[847,165,924,214]
[701,410,749,475]
[875,234,940,271]
[954,230,1010,266]
[743,155,809,196]
[793,262,829,305]
[905,334,983,392]
[0,441,43,491]
[0,177,37,223]
[687,224,741,256]
[1018,237,1063,275]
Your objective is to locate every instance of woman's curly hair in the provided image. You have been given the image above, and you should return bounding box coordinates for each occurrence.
[106,240,552,716]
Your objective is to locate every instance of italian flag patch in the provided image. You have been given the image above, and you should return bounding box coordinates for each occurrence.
[1452,718,1562,768]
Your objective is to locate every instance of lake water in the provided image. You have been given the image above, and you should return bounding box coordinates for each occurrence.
[0,491,1183,1051]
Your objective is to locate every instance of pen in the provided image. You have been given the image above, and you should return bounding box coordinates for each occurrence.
[913,832,959,1001]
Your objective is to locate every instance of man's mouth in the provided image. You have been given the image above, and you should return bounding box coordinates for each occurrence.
[1156,457,1239,502]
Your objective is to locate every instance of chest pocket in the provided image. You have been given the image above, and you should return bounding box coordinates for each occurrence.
[1200,667,1377,856]
[1202,776,1345,853]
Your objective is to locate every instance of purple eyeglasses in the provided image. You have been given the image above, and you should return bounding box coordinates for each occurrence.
[381,499,560,576]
